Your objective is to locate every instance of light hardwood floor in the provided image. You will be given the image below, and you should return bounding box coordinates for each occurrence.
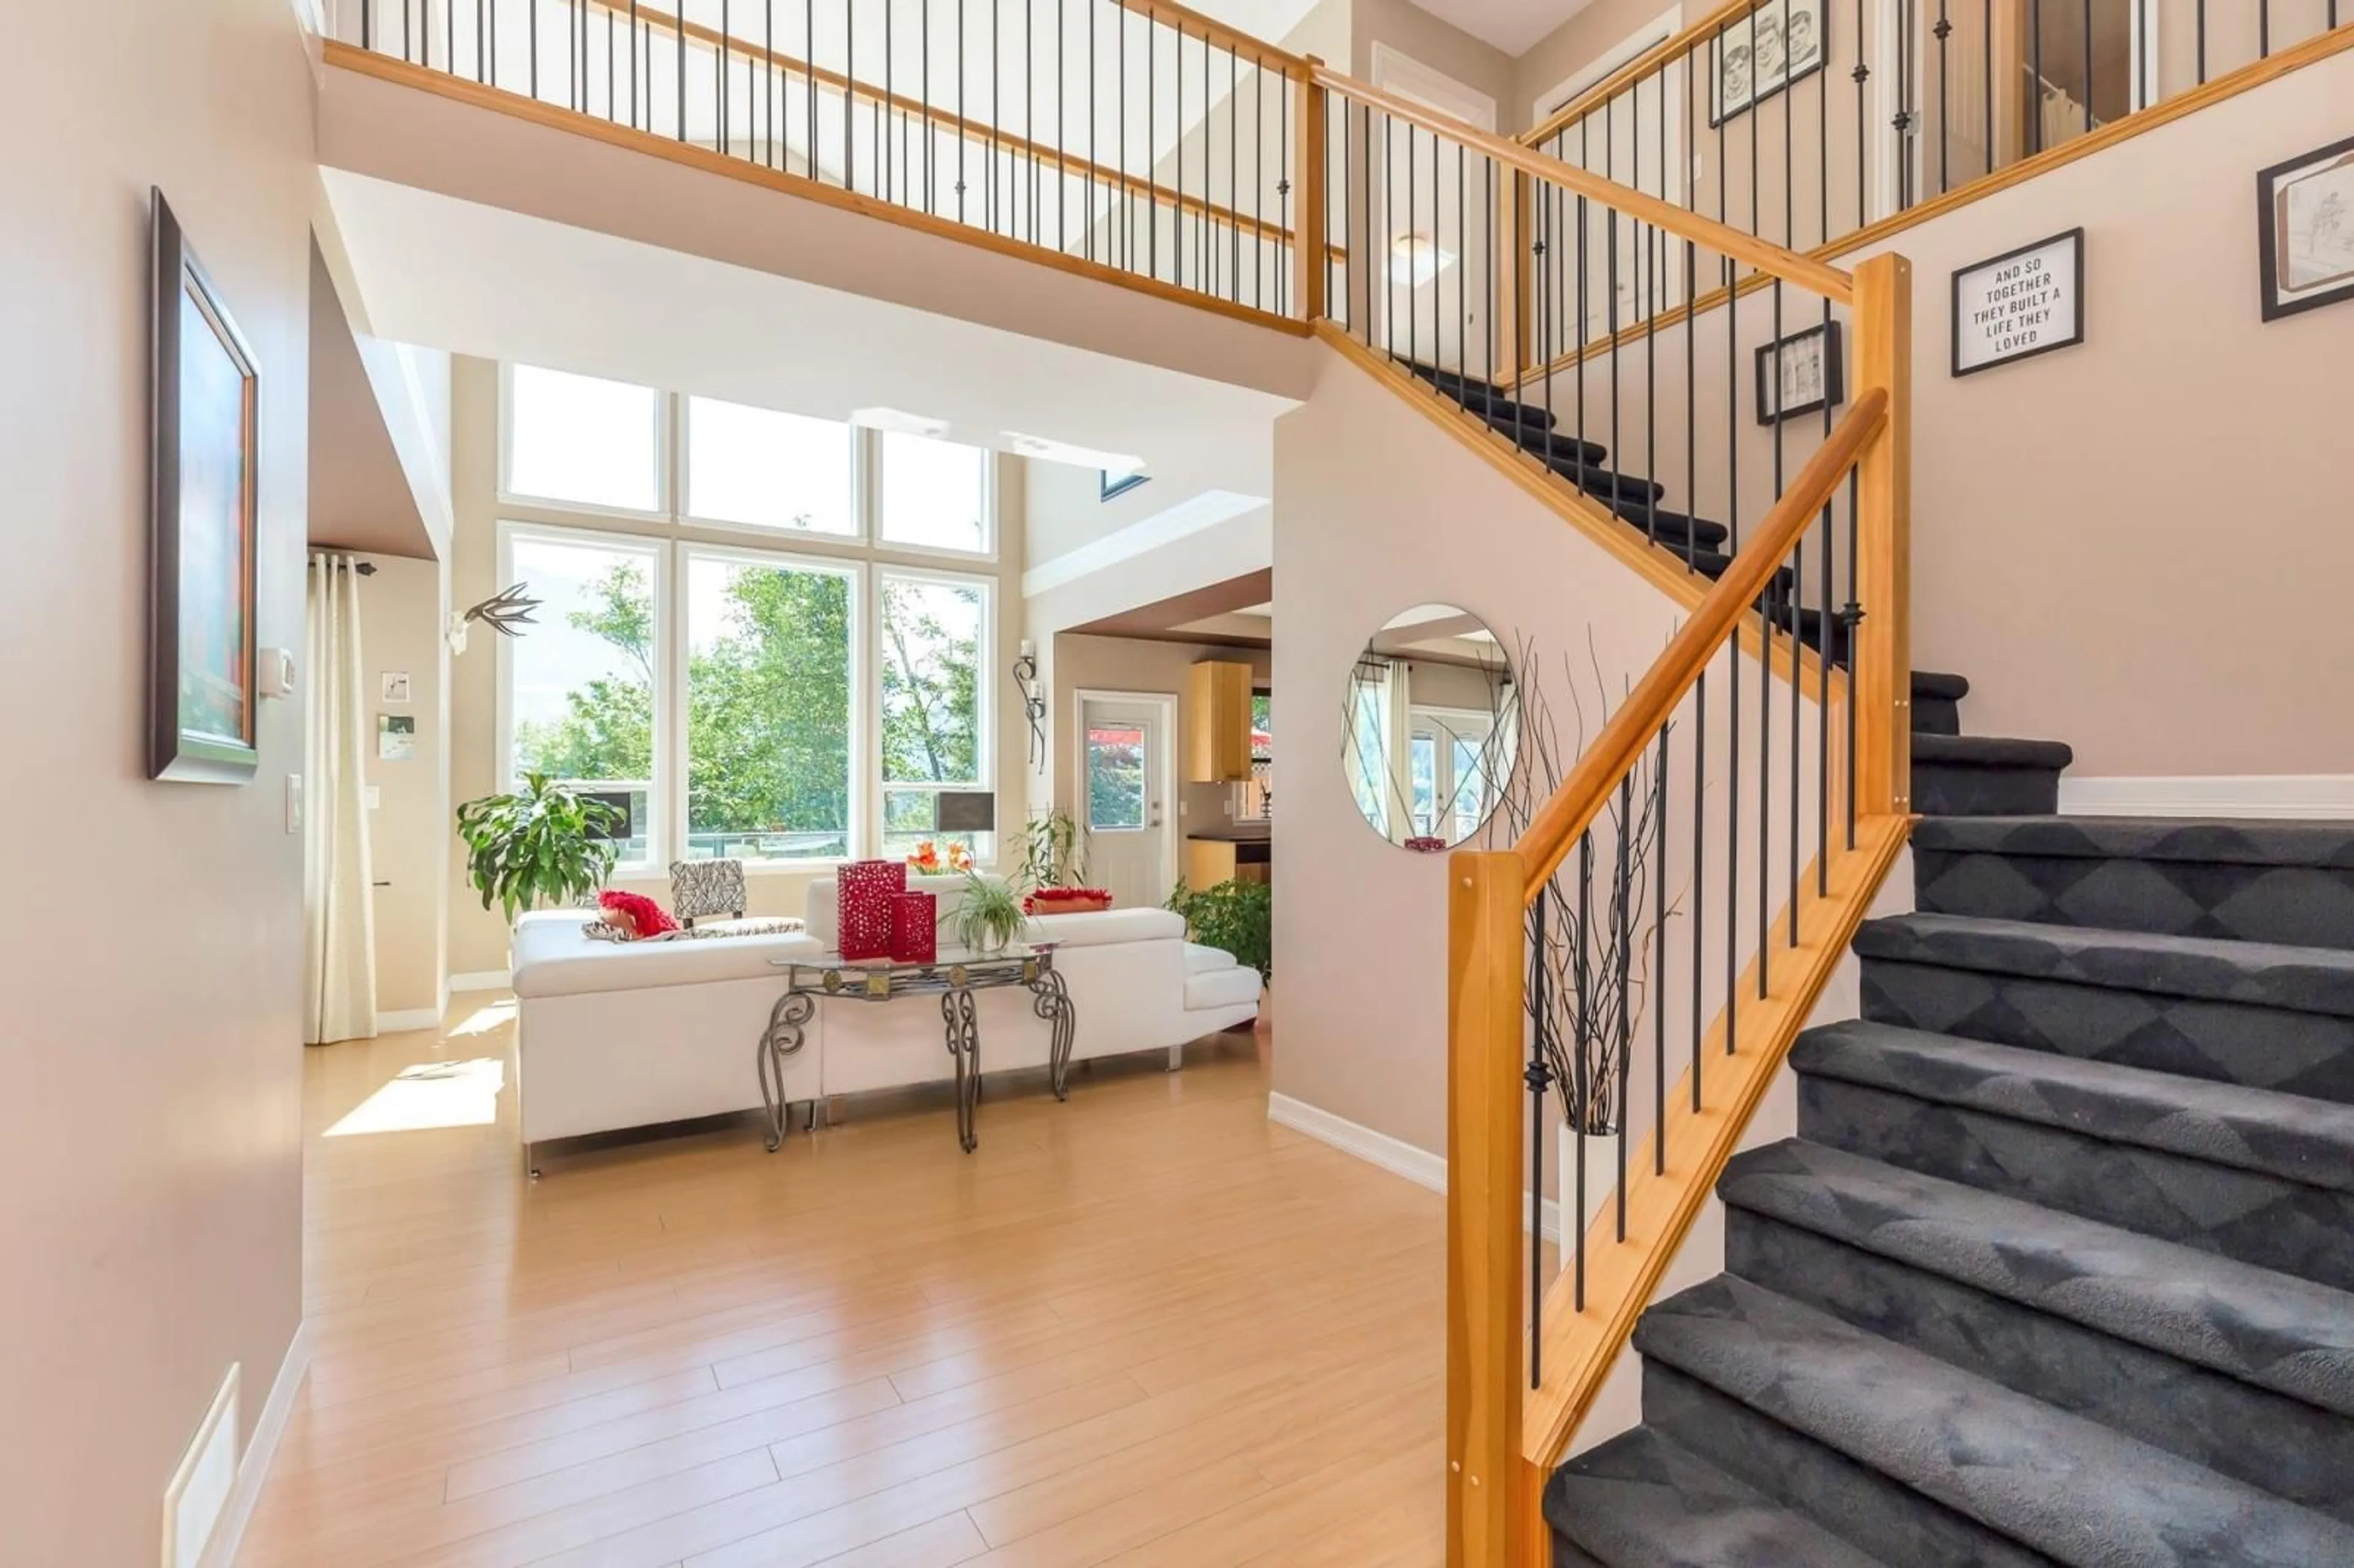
[242,997,1446,1568]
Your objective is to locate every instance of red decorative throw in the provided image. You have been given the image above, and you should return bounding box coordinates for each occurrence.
[1023,887,1114,915]
[888,891,938,964]
[597,888,678,939]
[837,859,906,959]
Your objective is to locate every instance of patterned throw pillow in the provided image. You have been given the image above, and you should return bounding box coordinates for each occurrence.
[669,858,747,927]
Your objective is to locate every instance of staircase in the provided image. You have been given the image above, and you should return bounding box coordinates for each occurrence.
[1544,671,2354,1566]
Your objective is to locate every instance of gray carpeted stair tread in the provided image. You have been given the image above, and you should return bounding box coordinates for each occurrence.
[1854,911,2354,1019]
[1912,671,1970,702]
[1912,815,2354,869]
[1720,1138,2354,1417]
[1911,734,2076,770]
[1545,457,1669,506]
[1486,414,1607,466]
[1635,1275,2354,1568]
[1792,1019,2354,1193]
[1545,1426,1893,1568]
[1604,498,1731,549]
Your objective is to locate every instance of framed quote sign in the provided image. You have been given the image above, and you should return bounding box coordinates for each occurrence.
[1951,229,2084,376]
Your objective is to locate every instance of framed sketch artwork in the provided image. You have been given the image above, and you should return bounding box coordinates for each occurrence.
[2258,134,2354,322]
[1756,321,1845,424]
[1712,0,1826,126]
[148,189,261,784]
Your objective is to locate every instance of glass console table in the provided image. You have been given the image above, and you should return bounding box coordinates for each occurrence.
[761,944,1075,1152]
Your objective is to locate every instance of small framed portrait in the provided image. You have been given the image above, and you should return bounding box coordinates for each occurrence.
[2258,134,2354,322]
[1755,321,1845,424]
[1712,0,1827,126]
[377,713,416,761]
[380,671,412,704]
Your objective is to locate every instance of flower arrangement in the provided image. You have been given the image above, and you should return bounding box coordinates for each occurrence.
[905,839,975,876]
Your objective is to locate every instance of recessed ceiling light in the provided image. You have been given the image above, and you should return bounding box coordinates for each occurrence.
[1002,430,1147,478]
[850,406,951,438]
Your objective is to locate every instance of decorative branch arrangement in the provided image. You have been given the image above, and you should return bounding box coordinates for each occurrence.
[1495,632,1683,1138]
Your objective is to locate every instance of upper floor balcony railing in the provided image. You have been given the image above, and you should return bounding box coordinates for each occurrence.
[341,0,1328,327]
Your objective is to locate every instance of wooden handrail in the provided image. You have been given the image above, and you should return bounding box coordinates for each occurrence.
[1313,64,1854,304]
[1512,386,1886,903]
[1522,0,1764,149]
[585,0,1330,257]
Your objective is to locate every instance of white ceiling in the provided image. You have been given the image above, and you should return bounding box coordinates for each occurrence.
[322,167,1294,507]
[1406,0,1598,59]
[308,243,436,560]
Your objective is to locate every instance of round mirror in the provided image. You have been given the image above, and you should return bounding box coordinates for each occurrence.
[1342,604,1520,852]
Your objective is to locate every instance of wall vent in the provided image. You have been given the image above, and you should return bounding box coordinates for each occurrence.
[162,1365,240,1568]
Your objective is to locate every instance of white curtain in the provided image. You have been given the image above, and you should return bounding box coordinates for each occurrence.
[305,554,379,1044]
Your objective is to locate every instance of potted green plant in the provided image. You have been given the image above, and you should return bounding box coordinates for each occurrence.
[454,773,626,925]
[1165,877,1272,982]
[1016,807,1087,890]
[952,872,1029,954]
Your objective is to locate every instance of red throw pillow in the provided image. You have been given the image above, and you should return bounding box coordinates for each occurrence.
[598,888,679,939]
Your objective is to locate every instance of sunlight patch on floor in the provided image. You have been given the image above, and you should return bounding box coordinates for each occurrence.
[325,1058,507,1136]
[445,999,517,1038]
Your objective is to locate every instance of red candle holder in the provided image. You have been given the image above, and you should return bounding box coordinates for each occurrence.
[888,891,938,964]
[837,859,906,959]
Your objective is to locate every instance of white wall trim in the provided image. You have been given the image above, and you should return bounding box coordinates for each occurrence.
[1021,490,1267,598]
[1267,1092,1561,1242]
[198,1318,311,1568]
[374,1007,443,1033]
[449,969,512,993]
[2057,774,2354,820]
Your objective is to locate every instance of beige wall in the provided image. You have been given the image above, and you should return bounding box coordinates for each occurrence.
[1273,349,1822,1160]
[446,357,1033,977]
[0,0,313,1558]
[1350,0,1520,127]
[1529,43,2354,777]
[362,557,451,1018]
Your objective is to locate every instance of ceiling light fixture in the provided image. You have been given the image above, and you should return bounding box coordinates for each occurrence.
[1388,231,1458,286]
[849,406,952,438]
[1002,430,1147,479]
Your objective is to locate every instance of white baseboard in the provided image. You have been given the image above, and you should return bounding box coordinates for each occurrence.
[1267,1092,1562,1242]
[374,1007,443,1033]
[448,969,512,994]
[200,1317,310,1568]
[2057,774,2354,820]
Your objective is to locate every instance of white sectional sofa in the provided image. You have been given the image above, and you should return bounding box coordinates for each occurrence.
[508,873,1261,1169]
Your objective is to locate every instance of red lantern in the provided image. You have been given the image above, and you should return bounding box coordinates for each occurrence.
[837,859,905,959]
[889,891,938,964]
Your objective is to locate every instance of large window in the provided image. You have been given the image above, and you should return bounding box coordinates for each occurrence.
[503,529,662,862]
[497,365,998,872]
[878,431,992,554]
[878,571,989,858]
[684,549,856,864]
[504,365,663,514]
[685,396,855,536]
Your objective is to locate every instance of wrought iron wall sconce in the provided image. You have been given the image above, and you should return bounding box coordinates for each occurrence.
[1013,639,1046,771]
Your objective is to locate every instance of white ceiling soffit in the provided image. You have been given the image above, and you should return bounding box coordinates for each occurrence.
[321,169,1292,503]
[1022,489,1268,598]
[1407,0,1599,59]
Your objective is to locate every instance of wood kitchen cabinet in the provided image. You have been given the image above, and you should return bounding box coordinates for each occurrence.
[1183,660,1253,782]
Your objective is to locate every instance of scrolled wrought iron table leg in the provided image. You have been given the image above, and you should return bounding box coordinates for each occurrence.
[941,985,981,1152]
[1030,969,1076,1101]
[760,991,815,1153]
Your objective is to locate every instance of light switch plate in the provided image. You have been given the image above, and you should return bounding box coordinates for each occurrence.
[285,774,303,834]
[364,785,381,810]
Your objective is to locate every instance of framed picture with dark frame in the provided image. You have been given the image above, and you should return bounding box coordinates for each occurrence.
[149,189,262,785]
[1754,320,1845,424]
[2258,133,2354,322]
[1709,0,1827,127]
[1951,228,2084,377]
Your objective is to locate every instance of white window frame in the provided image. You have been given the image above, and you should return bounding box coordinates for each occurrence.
[677,540,867,873]
[870,430,1001,563]
[872,563,997,859]
[497,362,672,522]
[494,519,673,874]
[676,392,870,545]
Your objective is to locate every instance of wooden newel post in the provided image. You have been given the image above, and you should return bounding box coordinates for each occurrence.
[1853,253,1913,816]
[1294,58,1328,322]
[1447,849,1528,1568]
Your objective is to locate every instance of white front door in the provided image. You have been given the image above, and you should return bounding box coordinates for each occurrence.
[1078,693,1175,911]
